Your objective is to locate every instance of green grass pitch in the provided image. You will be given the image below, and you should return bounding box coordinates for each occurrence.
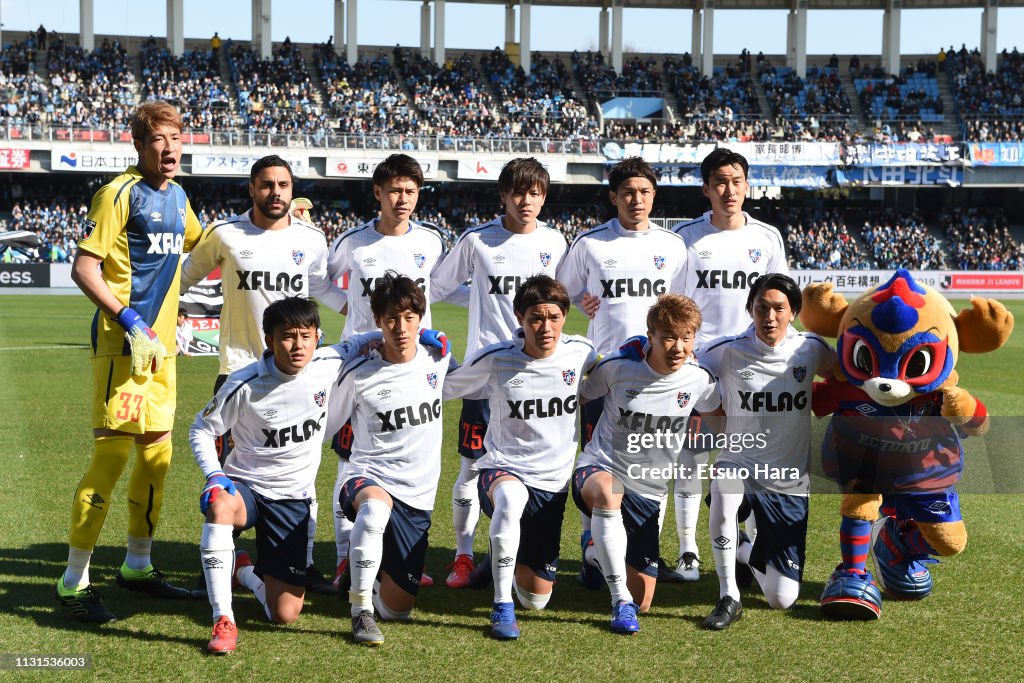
[0,295,1022,679]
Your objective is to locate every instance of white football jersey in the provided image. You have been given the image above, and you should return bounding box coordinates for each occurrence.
[327,218,447,338]
[698,325,835,491]
[672,211,789,347]
[444,334,598,492]
[557,219,688,354]
[190,338,367,500]
[328,345,454,511]
[578,353,721,499]
[180,210,347,374]
[431,217,568,356]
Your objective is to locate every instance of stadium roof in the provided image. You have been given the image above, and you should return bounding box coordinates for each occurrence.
[397,0,1024,9]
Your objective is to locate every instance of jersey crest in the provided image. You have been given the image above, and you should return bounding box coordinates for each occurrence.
[314,389,326,407]
[748,248,762,263]
[540,252,551,267]
[792,366,807,382]
[426,372,438,389]
[678,392,691,408]
[653,255,666,270]
[292,250,305,266]
[562,369,576,386]
[414,253,426,268]
[82,218,96,239]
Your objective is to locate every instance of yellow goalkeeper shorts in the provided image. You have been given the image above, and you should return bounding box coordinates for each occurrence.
[91,355,176,434]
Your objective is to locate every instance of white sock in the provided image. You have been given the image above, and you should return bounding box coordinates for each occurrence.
[349,499,390,618]
[306,497,317,568]
[452,458,479,558]
[737,537,753,566]
[489,480,529,604]
[334,460,353,565]
[744,510,758,543]
[237,564,272,621]
[709,487,743,601]
[675,491,701,558]
[63,547,93,590]
[657,493,668,535]
[591,507,632,606]
[580,510,591,534]
[125,535,153,571]
[201,523,235,621]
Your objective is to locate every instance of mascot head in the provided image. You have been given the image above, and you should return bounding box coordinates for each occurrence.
[800,268,1014,407]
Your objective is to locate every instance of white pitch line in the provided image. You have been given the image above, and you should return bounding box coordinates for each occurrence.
[0,345,89,351]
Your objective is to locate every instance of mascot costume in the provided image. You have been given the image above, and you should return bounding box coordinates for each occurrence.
[799,269,1013,619]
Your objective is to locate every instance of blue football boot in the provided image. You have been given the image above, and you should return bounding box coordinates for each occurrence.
[577,530,604,590]
[610,600,640,635]
[490,601,520,640]
[871,517,935,600]
[820,564,883,620]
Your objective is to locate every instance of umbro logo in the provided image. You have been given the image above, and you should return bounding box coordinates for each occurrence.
[493,255,506,263]
[204,557,224,568]
[240,250,253,258]
[355,560,375,569]
[363,258,377,265]
[508,378,524,387]
[605,574,621,583]
[377,389,392,398]
[699,250,712,258]
[739,370,755,380]
[498,556,515,568]
[263,409,278,418]
[926,501,952,515]
[603,259,617,267]
[856,404,877,415]
[713,535,731,549]
[84,493,105,509]
[626,389,640,398]
[150,211,162,222]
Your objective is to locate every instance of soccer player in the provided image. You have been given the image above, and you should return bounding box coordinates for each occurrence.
[191,297,378,654]
[697,274,835,629]
[431,157,567,588]
[573,294,720,634]
[58,101,203,622]
[443,275,598,639]
[325,154,449,588]
[556,156,687,587]
[329,273,453,646]
[180,154,347,594]
[663,148,789,583]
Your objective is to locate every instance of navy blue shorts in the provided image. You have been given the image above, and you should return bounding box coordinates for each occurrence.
[745,491,809,583]
[478,469,567,582]
[580,396,604,449]
[458,398,489,459]
[571,465,660,578]
[338,476,432,596]
[235,480,310,587]
[881,488,962,524]
[330,419,354,460]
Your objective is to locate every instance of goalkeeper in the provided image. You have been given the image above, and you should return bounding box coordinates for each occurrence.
[58,101,203,623]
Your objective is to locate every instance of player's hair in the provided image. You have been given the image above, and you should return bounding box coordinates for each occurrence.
[746,273,802,316]
[498,157,549,196]
[177,307,188,318]
[647,294,702,337]
[250,154,294,184]
[263,296,321,336]
[130,101,182,141]
[370,271,427,319]
[608,157,658,192]
[373,154,424,188]
[700,148,749,184]
[513,274,570,316]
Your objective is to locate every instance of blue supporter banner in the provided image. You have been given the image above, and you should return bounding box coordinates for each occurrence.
[837,166,963,186]
[967,142,1024,166]
[600,97,665,119]
[841,142,963,166]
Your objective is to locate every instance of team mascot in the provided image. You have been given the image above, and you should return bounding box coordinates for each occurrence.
[799,269,1013,619]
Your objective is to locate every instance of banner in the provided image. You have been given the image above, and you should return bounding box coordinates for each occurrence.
[600,97,664,119]
[603,141,715,164]
[0,263,50,287]
[191,153,310,176]
[50,148,137,172]
[0,148,30,169]
[792,270,1024,294]
[837,166,962,186]
[457,158,567,182]
[179,269,223,356]
[841,142,963,166]
[967,142,1024,167]
[325,155,439,179]
[641,164,831,189]
[729,142,842,166]
[182,317,220,356]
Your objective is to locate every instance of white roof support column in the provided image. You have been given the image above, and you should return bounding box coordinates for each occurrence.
[883,0,901,77]
[611,0,623,74]
[691,7,702,66]
[346,0,358,66]
[981,0,998,74]
[433,0,446,67]
[334,0,345,56]
[252,0,271,59]
[167,0,184,56]
[80,0,95,51]
[599,6,609,59]
[701,0,714,78]
[421,1,431,58]
[520,0,531,75]
[794,0,807,79]
[786,9,795,68]
[505,2,515,44]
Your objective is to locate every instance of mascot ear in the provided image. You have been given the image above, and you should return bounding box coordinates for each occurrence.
[799,282,847,338]
[955,297,1015,353]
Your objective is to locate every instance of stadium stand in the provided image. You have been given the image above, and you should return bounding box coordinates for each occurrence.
[45,35,136,131]
[139,38,235,132]
[859,209,947,270]
[778,208,868,270]
[942,207,1022,270]
[759,60,854,141]
[853,62,944,125]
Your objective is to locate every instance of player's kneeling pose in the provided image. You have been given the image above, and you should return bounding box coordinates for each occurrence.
[443,275,597,639]
[573,294,720,634]
[698,274,835,630]
[330,273,453,646]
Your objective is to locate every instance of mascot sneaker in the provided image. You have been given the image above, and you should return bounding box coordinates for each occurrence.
[819,564,882,620]
[871,517,934,600]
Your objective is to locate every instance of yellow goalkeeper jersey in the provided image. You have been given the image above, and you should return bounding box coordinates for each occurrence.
[78,166,203,357]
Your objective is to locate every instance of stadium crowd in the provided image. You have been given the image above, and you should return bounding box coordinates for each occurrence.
[942,207,1023,270]
[859,209,947,270]
[139,38,234,132]
[778,208,867,269]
